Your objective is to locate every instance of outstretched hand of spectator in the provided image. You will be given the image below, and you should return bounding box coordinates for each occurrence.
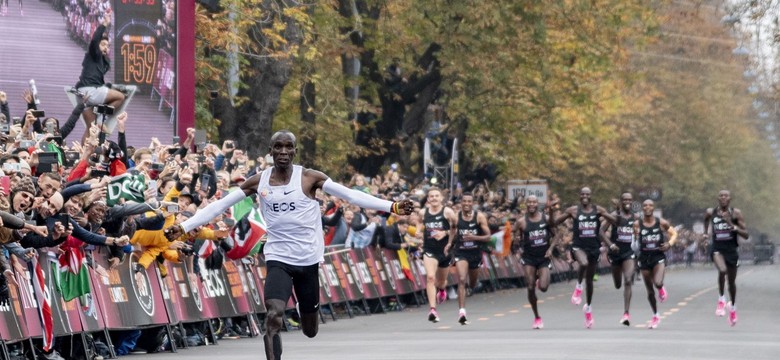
[21,89,32,105]
[178,167,194,185]
[0,91,6,103]
[89,123,100,138]
[102,12,112,27]
[116,112,127,133]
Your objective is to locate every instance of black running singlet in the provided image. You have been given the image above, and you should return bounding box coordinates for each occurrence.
[423,208,450,254]
[455,211,484,251]
[611,212,636,253]
[639,217,664,254]
[573,205,600,249]
[711,208,738,251]
[523,214,551,259]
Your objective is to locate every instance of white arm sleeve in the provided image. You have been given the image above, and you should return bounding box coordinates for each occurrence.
[180,189,248,233]
[323,178,393,213]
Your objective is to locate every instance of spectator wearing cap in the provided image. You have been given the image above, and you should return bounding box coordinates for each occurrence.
[18,160,32,177]
[68,140,127,182]
[177,189,201,213]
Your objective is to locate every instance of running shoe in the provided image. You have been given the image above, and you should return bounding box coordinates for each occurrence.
[727,303,738,327]
[658,286,668,303]
[428,308,440,323]
[458,309,469,325]
[571,287,583,305]
[584,311,594,329]
[436,289,447,304]
[532,317,544,329]
[620,312,630,326]
[448,287,458,300]
[715,299,726,317]
[648,315,660,329]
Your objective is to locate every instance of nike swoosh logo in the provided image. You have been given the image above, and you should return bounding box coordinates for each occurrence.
[284,190,295,195]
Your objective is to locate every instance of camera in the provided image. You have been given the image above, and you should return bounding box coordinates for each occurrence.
[31,110,45,118]
[150,163,165,172]
[94,104,115,115]
[0,123,8,134]
[90,169,109,178]
[166,204,179,213]
[36,152,59,176]
[2,163,21,173]
[225,141,234,149]
[63,151,80,167]
[19,140,35,149]
[147,180,157,194]
[12,116,22,126]
[209,90,218,99]
[200,173,211,191]
[172,135,180,144]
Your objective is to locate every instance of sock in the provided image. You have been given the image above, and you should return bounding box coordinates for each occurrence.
[584,304,592,313]
[719,295,726,302]
[655,313,660,317]
[459,308,466,313]
[575,282,583,290]
[730,304,737,311]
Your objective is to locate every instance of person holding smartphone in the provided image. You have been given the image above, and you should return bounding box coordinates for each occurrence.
[164,130,414,360]
[74,12,126,143]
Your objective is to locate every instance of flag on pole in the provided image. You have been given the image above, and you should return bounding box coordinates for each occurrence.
[30,257,54,352]
[396,249,414,281]
[225,207,266,260]
[481,221,513,257]
[229,187,255,222]
[198,240,216,259]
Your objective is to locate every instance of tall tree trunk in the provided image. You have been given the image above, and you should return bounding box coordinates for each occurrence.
[299,80,317,167]
[217,3,304,157]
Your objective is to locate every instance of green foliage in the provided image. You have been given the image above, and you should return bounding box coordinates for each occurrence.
[195,0,780,234]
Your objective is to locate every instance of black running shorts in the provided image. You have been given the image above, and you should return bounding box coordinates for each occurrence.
[520,256,552,269]
[424,251,452,268]
[453,250,483,270]
[638,252,666,271]
[608,250,636,265]
[264,260,320,313]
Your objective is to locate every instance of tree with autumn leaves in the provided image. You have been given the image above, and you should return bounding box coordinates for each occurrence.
[195,0,780,236]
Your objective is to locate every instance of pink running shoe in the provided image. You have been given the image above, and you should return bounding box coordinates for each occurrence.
[428,308,440,323]
[620,312,630,326]
[571,287,583,305]
[532,317,544,329]
[648,315,660,329]
[727,303,737,327]
[715,299,726,317]
[584,311,594,328]
[658,286,668,303]
[436,289,447,304]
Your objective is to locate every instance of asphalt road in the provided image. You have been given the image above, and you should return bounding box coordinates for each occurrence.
[143,263,779,360]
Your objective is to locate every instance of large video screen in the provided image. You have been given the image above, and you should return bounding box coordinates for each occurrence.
[0,0,177,146]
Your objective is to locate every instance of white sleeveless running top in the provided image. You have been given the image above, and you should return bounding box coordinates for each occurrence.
[257,165,324,266]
